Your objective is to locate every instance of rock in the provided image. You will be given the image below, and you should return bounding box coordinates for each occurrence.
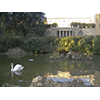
[75,55,79,60]
[69,50,71,55]
[2,83,10,87]
[60,54,64,58]
[78,54,82,60]
[5,47,27,54]
[37,82,43,87]
[87,55,90,59]
[87,55,92,60]
[44,79,54,87]
[72,78,84,87]
[89,57,92,60]
[61,82,68,87]
[29,83,35,87]
[30,76,93,87]
[83,53,87,55]
[54,81,62,87]
[55,56,60,59]
[50,56,54,60]
[65,54,70,60]
[32,76,43,83]
[71,54,76,60]
[2,83,20,87]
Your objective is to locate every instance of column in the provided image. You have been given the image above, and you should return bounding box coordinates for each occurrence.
[62,31,64,37]
[69,31,70,36]
[59,31,61,37]
[72,31,73,36]
[66,31,67,37]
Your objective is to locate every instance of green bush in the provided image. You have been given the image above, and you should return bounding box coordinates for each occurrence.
[0,34,24,53]
[6,35,23,48]
[78,35,94,54]
[0,34,7,52]
[23,36,56,53]
[93,36,100,55]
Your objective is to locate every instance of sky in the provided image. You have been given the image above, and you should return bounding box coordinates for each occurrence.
[43,0,100,18]
[1,0,100,19]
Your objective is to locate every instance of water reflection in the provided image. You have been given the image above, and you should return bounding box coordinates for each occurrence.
[11,71,22,79]
[1,54,100,87]
[44,71,95,86]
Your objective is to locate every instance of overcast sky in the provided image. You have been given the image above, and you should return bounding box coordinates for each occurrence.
[43,0,100,18]
[1,0,100,18]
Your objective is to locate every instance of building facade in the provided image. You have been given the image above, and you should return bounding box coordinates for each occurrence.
[47,17,92,27]
[44,27,95,37]
[45,14,100,37]
[94,14,100,35]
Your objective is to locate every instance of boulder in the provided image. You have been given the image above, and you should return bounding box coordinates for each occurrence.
[6,47,27,54]
[72,78,85,87]
[55,56,60,59]
[65,54,70,60]
[29,76,93,87]
[54,81,62,87]
[87,55,92,60]
[29,83,35,87]
[44,79,54,87]
[60,54,64,58]
[88,57,92,60]
[32,76,43,84]
[78,54,82,60]
[50,56,54,60]
[87,55,90,59]
[37,82,43,87]
[71,54,76,60]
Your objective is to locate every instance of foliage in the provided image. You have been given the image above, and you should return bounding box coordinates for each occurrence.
[0,12,47,37]
[0,33,24,52]
[56,36,76,52]
[78,35,94,54]
[22,36,56,53]
[56,36,95,55]
[70,22,96,28]
[92,36,100,55]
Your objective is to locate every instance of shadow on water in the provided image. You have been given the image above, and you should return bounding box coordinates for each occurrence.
[0,54,100,87]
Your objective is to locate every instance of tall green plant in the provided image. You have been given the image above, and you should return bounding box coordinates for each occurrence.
[93,36,100,55]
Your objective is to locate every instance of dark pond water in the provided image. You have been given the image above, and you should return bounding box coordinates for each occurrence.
[0,53,100,87]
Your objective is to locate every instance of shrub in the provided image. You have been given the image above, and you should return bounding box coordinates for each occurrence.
[93,36,100,55]
[56,36,76,53]
[23,36,56,53]
[78,35,94,54]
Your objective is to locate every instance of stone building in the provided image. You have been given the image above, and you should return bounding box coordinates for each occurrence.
[44,27,95,37]
[44,14,100,37]
[47,17,92,27]
[94,14,100,35]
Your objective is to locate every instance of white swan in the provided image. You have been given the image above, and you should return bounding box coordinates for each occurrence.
[11,63,24,71]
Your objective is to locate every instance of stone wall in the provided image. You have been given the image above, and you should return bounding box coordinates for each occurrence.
[44,27,98,37]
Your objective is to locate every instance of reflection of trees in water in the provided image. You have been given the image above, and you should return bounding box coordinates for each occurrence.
[94,71,100,87]
[57,60,93,75]
[6,54,27,60]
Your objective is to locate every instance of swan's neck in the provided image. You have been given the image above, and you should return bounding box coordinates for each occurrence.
[11,65,13,71]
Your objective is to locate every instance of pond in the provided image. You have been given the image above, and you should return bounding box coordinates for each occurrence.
[0,53,100,87]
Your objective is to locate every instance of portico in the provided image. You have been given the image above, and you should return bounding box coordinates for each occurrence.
[57,28,73,37]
